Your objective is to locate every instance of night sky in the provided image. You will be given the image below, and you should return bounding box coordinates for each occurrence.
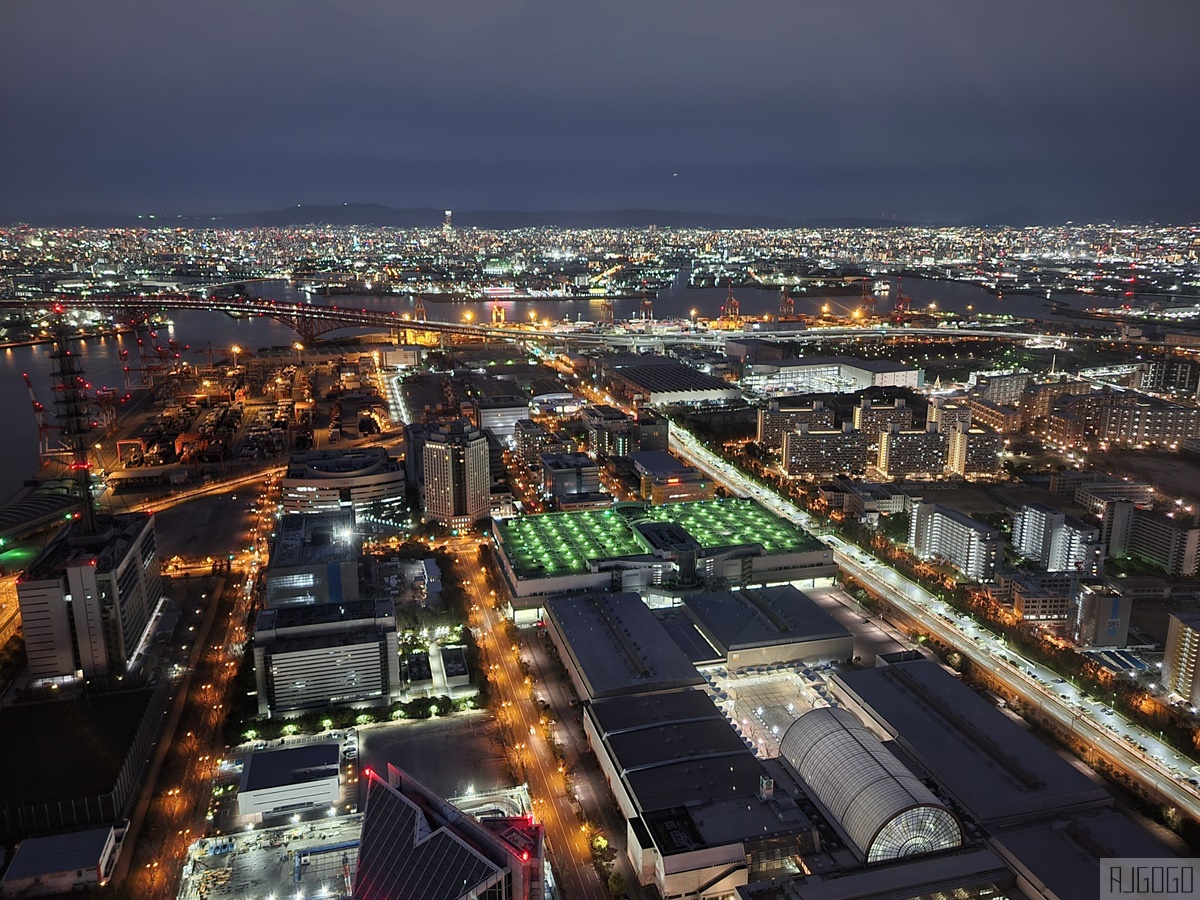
[2,0,1198,223]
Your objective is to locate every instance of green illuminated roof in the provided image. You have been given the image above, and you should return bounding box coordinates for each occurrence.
[496,499,817,578]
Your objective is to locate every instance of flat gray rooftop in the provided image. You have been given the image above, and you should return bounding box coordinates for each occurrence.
[628,450,688,476]
[835,660,1111,825]
[3,827,112,881]
[991,810,1178,900]
[683,585,851,653]
[589,686,724,735]
[270,512,358,568]
[605,718,749,772]
[545,592,702,699]
[655,609,723,665]
[240,741,341,793]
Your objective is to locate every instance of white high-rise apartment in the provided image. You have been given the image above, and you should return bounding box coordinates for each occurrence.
[422,419,490,530]
[1163,612,1200,706]
[1012,502,1104,576]
[909,502,1002,583]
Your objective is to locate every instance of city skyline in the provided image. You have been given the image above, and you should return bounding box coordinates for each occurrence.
[3,0,1199,223]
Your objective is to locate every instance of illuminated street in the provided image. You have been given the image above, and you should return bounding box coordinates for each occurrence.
[447,535,610,900]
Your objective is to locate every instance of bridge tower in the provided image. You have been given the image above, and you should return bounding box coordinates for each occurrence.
[601,298,614,326]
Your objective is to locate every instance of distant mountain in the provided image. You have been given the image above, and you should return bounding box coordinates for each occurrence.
[5,204,921,230]
[9,202,1194,229]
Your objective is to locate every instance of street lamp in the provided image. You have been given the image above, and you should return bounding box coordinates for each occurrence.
[231,344,241,368]
[293,341,303,363]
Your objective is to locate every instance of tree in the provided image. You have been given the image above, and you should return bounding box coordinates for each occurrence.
[607,871,627,897]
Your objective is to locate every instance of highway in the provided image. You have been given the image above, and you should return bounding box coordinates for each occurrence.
[666,421,1200,821]
[0,293,1118,350]
[448,536,608,900]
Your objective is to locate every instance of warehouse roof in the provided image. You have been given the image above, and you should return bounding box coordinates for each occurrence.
[3,827,113,882]
[834,660,1112,824]
[545,593,702,699]
[683,585,850,653]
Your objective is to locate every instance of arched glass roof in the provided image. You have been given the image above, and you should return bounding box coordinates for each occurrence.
[780,707,961,863]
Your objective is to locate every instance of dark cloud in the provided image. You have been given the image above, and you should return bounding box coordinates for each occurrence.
[2,0,1197,221]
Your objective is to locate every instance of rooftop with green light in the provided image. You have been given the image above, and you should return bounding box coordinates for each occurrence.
[496,499,819,578]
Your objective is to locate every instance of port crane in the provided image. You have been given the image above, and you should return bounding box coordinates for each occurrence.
[891,276,914,323]
[600,297,615,326]
[779,288,795,317]
[22,372,65,468]
[639,284,653,320]
[859,278,877,316]
[720,281,741,319]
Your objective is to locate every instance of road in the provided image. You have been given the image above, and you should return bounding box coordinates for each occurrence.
[448,536,608,900]
[117,478,276,896]
[666,420,1200,820]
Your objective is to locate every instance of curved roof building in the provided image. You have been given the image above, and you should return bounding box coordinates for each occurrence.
[780,707,961,863]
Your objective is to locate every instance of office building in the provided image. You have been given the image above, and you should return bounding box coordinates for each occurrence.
[633,409,669,451]
[852,397,913,439]
[743,356,923,395]
[876,425,947,479]
[236,742,341,819]
[422,418,490,529]
[265,512,360,607]
[468,395,530,439]
[628,450,715,504]
[910,502,1003,582]
[1163,612,1200,706]
[756,399,835,452]
[782,424,870,478]
[582,404,635,457]
[17,513,160,679]
[403,422,428,488]
[281,447,406,517]
[1010,576,1073,622]
[539,452,600,499]
[253,599,401,716]
[356,765,543,900]
[945,425,1002,478]
[1070,583,1130,648]
[1011,503,1104,576]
